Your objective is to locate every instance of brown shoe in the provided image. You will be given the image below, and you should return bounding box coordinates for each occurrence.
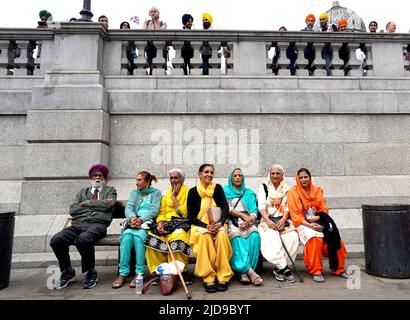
[111,275,127,289]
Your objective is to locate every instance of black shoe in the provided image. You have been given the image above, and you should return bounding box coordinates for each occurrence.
[216,282,229,292]
[283,267,296,283]
[83,269,98,289]
[273,268,285,282]
[203,282,217,293]
[54,267,76,289]
[182,272,193,286]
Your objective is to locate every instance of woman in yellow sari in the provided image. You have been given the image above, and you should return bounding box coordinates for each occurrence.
[145,168,192,284]
[188,164,233,293]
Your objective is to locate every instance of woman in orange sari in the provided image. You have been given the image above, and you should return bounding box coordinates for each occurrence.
[288,168,350,283]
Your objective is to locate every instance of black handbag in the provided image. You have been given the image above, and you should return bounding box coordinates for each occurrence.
[150,217,191,236]
[268,215,290,227]
[229,191,248,227]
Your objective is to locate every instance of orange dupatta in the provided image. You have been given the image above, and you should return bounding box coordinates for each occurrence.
[288,173,328,228]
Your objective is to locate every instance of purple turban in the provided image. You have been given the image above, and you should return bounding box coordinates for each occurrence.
[88,164,109,180]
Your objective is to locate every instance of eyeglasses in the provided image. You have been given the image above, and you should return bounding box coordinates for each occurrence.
[170,176,180,180]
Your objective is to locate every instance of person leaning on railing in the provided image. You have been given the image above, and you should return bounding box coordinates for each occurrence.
[316,12,334,76]
[199,13,214,75]
[143,7,168,75]
[181,14,195,75]
[301,14,317,76]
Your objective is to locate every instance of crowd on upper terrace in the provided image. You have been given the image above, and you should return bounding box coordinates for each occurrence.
[4,8,410,76]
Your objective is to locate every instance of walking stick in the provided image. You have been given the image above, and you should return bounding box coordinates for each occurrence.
[279,233,304,283]
[163,236,192,300]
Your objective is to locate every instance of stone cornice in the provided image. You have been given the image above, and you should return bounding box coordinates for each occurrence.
[0,24,409,43]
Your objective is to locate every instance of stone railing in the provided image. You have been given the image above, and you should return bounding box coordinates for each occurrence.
[0,28,53,76]
[0,23,409,77]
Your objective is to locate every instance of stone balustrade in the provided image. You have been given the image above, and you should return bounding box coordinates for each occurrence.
[0,23,409,77]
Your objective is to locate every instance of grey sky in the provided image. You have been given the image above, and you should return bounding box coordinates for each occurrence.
[1,0,409,32]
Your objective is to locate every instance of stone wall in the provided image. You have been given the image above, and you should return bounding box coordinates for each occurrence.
[0,24,409,254]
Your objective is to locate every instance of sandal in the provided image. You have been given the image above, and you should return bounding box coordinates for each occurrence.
[129,276,137,288]
[312,273,325,283]
[111,275,127,289]
[336,271,352,279]
[248,270,264,286]
[239,273,251,285]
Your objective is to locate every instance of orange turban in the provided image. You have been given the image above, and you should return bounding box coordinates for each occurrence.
[305,14,316,24]
[338,19,348,28]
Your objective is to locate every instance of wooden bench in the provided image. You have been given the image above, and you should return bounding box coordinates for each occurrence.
[95,200,126,247]
[64,201,264,275]
[64,201,126,246]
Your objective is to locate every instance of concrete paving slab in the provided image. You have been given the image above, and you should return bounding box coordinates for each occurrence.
[1,259,409,300]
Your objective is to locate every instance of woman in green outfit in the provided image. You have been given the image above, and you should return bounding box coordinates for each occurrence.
[112,171,162,289]
[223,168,263,286]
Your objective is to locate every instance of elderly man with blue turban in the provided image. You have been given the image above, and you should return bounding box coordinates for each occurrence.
[50,164,117,290]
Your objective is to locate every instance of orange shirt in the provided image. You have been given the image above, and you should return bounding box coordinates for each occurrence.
[288,176,328,228]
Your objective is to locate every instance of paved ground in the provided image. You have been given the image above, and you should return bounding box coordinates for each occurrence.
[1,258,409,300]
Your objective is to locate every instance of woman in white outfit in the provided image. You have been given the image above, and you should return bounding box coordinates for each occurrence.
[257,165,300,282]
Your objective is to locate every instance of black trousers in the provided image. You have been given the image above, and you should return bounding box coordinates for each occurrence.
[50,223,107,273]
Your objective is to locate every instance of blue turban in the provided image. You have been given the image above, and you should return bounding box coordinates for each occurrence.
[182,14,193,26]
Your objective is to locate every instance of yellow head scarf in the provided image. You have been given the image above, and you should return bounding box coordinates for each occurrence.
[319,12,329,21]
[201,13,213,25]
[160,184,189,220]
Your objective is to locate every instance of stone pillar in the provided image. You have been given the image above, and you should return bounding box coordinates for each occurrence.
[372,42,406,77]
[233,41,266,75]
[21,23,110,216]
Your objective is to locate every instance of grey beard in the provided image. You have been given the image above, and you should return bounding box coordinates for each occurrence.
[90,180,105,188]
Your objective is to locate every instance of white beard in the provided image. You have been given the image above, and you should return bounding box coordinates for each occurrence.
[90,180,105,189]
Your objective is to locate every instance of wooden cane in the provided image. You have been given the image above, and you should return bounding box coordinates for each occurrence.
[163,236,192,299]
[279,233,304,283]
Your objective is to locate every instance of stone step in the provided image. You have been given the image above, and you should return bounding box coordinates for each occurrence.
[10,176,410,217]
[103,76,410,91]
[5,175,409,253]
[11,244,365,269]
[107,87,410,114]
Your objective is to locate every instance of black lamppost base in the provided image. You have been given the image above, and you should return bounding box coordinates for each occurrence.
[78,10,93,22]
[78,0,93,22]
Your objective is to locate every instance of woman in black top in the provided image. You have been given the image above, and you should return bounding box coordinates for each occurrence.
[187,164,233,293]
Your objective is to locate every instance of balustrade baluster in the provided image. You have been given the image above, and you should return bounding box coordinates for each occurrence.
[313,42,327,76]
[0,40,9,75]
[331,42,347,76]
[277,41,290,76]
